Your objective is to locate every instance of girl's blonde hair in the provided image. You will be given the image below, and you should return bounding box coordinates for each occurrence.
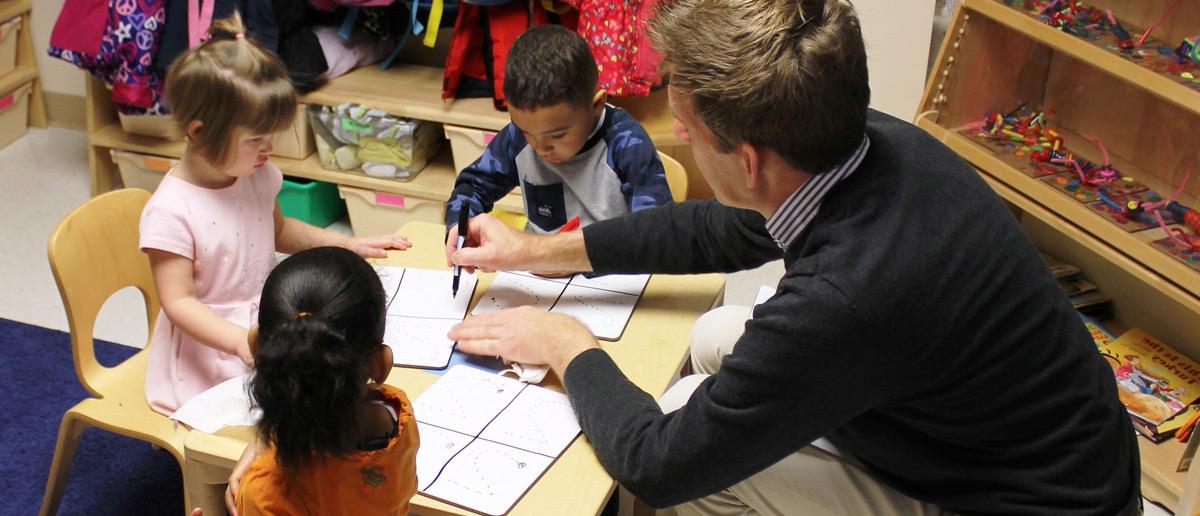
[164,13,297,169]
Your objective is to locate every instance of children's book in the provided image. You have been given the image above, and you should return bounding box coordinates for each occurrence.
[1131,404,1200,443]
[376,265,479,369]
[472,271,650,341]
[1099,328,1200,427]
[1079,312,1115,349]
[414,366,582,515]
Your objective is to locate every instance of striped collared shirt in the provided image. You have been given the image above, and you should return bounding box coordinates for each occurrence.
[765,136,871,249]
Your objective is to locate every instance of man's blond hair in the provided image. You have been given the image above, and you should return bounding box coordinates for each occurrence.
[650,0,870,173]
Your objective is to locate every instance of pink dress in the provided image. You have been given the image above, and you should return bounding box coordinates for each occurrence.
[138,164,283,415]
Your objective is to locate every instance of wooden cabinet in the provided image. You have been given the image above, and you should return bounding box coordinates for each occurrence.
[0,0,46,141]
[919,0,1200,510]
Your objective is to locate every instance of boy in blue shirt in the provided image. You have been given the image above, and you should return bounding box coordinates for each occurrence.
[444,25,672,235]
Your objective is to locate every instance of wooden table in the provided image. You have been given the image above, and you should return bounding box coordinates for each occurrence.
[183,221,726,515]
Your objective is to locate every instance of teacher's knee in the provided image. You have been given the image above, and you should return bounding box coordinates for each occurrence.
[689,305,754,375]
[658,374,711,413]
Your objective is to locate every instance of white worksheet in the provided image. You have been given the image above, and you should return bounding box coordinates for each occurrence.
[414,366,581,515]
[388,267,477,319]
[471,272,566,315]
[374,266,478,369]
[478,383,580,457]
[383,316,460,369]
[423,439,554,516]
[415,422,476,491]
[568,273,650,295]
[472,272,650,341]
[413,366,522,435]
[549,284,640,340]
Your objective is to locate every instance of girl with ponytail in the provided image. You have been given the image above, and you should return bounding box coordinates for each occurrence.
[233,246,418,515]
[139,13,411,415]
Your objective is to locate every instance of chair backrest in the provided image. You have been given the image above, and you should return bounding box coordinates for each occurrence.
[47,189,160,398]
[657,151,689,203]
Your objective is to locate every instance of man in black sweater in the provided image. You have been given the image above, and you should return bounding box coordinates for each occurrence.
[447,0,1140,513]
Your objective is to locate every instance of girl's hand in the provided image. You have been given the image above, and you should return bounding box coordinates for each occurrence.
[235,338,254,367]
[346,235,413,259]
[225,438,265,516]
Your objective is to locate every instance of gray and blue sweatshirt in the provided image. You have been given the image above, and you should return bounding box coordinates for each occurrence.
[445,105,672,233]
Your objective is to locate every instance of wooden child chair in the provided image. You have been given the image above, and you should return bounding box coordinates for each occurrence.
[658,151,690,202]
[41,188,193,515]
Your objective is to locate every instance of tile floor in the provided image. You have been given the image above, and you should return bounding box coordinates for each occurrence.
[0,127,784,349]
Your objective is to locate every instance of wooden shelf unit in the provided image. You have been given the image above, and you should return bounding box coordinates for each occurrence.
[921,0,1200,511]
[86,60,694,205]
[0,0,46,132]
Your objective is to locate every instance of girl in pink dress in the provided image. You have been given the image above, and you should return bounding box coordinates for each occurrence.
[139,14,412,415]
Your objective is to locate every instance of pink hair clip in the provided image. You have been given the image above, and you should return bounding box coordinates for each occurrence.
[235,32,245,40]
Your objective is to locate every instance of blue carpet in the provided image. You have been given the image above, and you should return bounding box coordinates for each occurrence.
[0,317,182,515]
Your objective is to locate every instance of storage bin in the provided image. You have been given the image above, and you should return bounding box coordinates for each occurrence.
[311,103,443,180]
[118,107,313,159]
[111,149,176,191]
[0,82,32,150]
[444,123,497,172]
[338,185,443,237]
[0,16,20,78]
[271,104,315,159]
[278,177,345,228]
[117,113,177,139]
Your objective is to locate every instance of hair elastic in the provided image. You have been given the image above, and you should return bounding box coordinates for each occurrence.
[297,311,312,318]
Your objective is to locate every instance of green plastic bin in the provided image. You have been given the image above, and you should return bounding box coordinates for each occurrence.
[277,177,346,228]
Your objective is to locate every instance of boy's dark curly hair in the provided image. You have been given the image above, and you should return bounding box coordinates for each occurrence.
[503,25,599,110]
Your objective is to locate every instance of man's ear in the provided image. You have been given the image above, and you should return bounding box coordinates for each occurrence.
[369,345,393,386]
[737,142,765,191]
[592,89,608,115]
[185,120,204,142]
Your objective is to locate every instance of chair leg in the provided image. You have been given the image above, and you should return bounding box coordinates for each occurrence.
[182,455,233,516]
[39,412,88,516]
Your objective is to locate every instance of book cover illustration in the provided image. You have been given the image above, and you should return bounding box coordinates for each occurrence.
[1099,329,1200,426]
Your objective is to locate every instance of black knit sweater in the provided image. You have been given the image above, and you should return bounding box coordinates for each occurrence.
[566,110,1138,514]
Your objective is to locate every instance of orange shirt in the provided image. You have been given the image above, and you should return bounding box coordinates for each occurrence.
[237,385,420,515]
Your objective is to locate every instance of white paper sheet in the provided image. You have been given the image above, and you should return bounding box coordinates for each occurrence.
[388,268,477,319]
[413,366,522,436]
[374,267,478,368]
[170,374,259,433]
[478,384,580,457]
[471,272,566,315]
[423,439,554,516]
[415,423,476,491]
[384,316,460,369]
[414,366,582,515]
[568,273,650,295]
[549,284,640,340]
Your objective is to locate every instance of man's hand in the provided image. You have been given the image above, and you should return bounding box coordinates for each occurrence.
[449,306,599,374]
[346,235,412,259]
[446,214,593,274]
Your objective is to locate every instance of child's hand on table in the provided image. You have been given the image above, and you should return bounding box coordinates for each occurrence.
[345,235,412,259]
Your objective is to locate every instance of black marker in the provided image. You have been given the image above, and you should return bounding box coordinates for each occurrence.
[452,208,469,297]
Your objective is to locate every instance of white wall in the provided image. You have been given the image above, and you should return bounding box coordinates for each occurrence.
[30,0,84,96]
[856,0,935,119]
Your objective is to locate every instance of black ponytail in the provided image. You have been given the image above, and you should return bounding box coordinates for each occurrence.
[250,247,387,471]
